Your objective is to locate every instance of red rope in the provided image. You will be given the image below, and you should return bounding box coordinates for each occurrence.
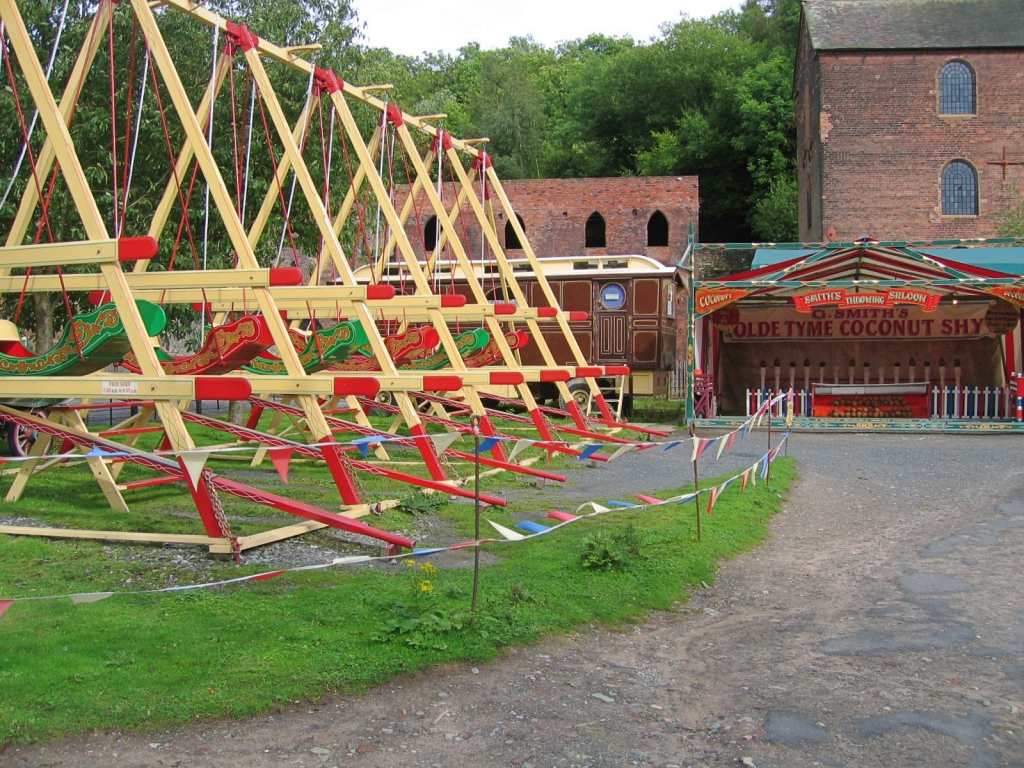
[253,80,300,263]
[107,9,120,233]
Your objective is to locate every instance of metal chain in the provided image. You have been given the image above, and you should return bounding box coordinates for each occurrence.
[202,467,240,563]
[339,451,366,500]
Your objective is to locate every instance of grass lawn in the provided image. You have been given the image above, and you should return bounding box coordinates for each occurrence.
[0,414,795,748]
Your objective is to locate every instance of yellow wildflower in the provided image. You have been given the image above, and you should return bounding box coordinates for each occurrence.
[419,580,434,593]
[420,562,438,576]
[403,558,416,568]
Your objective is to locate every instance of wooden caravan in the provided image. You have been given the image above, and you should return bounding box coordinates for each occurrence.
[354,254,679,413]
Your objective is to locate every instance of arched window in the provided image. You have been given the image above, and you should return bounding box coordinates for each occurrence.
[942,161,978,216]
[504,215,525,249]
[423,215,439,251]
[585,212,606,248]
[647,210,669,247]
[939,61,975,115]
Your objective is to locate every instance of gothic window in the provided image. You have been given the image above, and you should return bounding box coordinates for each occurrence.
[647,210,669,247]
[504,215,525,249]
[941,161,978,216]
[423,215,439,251]
[585,212,606,248]
[939,61,975,115]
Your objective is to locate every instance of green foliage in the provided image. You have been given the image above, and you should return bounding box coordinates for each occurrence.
[751,176,798,242]
[991,185,1024,236]
[396,489,447,516]
[580,521,642,571]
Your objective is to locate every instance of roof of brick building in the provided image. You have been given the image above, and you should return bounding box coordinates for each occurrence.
[802,0,1024,50]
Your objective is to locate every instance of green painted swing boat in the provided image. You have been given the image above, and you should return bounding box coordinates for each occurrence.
[0,301,166,377]
[243,320,368,375]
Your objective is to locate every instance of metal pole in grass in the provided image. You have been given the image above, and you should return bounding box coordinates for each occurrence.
[688,423,702,542]
[470,414,482,627]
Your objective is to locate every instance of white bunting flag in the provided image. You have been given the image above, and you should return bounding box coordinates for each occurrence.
[607,444,636,462]
[331,556,373,565]
[180,451,212,488]
[429,432,463,454]
[70,592,113,604]
[487,520,525,540]
[716,434,729,460]
[508,439,536,461]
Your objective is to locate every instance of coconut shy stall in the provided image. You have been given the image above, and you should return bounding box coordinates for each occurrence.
[681,237,1024,431]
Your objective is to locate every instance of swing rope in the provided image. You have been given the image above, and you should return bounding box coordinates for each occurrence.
[0,0,70,212]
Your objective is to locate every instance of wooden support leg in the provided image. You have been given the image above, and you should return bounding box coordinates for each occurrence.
[4,420,55,502]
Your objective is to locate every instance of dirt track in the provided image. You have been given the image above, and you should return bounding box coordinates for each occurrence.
[3,432,1024,768]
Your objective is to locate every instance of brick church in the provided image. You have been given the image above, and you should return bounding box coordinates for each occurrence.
[795,0,1024,242]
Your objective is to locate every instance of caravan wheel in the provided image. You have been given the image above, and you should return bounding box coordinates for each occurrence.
[558,378,592,411]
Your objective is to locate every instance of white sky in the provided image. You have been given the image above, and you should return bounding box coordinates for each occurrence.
[352,0,744,58]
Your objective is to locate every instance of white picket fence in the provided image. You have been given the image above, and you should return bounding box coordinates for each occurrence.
[745,387,1016,420]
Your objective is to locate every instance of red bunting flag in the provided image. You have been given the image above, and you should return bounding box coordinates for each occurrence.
[269,447,294,484]
[0,600,13,621]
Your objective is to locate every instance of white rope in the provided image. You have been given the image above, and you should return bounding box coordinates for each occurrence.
[240,79,256,226]
[0,0,71,212]
[119,46,149,237]
[273,61,316,267]
[200,16,219,342]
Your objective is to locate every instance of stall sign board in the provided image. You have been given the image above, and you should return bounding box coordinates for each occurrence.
[718,304,993,342]
[794,288,941,313]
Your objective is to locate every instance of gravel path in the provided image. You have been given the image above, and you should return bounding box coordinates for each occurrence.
[3,431,1024,768]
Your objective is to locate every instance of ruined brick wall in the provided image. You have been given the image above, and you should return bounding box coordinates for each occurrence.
[398,176,699,267]
[798,45,1024,241]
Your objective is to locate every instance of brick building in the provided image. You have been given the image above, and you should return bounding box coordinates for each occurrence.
[795,0,1024,242]
[402,176,698,266]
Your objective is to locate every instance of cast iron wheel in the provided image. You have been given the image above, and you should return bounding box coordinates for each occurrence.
[6,409,54,457]
[558,378,592,411]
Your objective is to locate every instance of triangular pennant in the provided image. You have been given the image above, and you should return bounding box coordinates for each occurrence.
[607,444,636,462]
[86,446,109,457]
[350,436,380,458]
[250,570,286,581]
[69,592,113,605]
[0,600,14,620]
[741,469,750,492]
[180,451,211,488]
[429,431,463,454]
[475,436,501,454]
[697,438,713,459]
[760,453,771,479]
[331,556,373,565]
[750,461,759,485]
[660,440,682,453]
[716,435,728,460]
[674,492,698,505]
[508,439,536,461]
[576,501,611,514]
[269,447,294,483]
[706,485,719,515]
[726,431,738,453]
[578,444,603,461]
[690,436,700,463]
[487,520,525,540]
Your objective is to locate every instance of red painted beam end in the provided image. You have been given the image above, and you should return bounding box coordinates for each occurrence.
[604,365,631,376]
[117,236,158,262]
[195,376,252,401]
[536,307,558,318]
[492,303,517,315]
[333,377,382,397]
[489,371,524,386]
[441,293,468,308]
[367,284,396,300]
[421,375,463,392]
[568,311,589,321]
[269,267,304,286]
[539,370,571,383]
[575,367,603,377]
